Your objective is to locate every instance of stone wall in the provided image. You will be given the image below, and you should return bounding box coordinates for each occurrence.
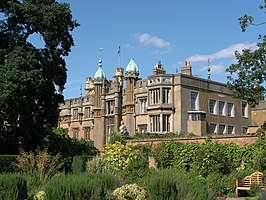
[128,134,259,147]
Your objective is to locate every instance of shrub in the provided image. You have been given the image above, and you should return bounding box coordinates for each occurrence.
[0,155,17,173]
[42,128,98,170]
[14,148,64,197]
[113,183,147,200]
[86,156,116,175]
[120,154,150,181]
[151,142,177,168]
[110,131,126,144]
[146,169,216,200]
[72,155,94,174]
[147,169,179,200]
[101,141,139,171]
[33,190,46,200]
[259,189,266,200]
[0,173,27,200]
[44,173,119,200]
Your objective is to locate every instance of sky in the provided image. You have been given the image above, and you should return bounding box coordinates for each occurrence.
[57,0,265,99]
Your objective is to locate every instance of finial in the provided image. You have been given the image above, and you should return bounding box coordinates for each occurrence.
[99,48,103,68]
[118,45,121,67]
[207,58,211,80]
[99,48,103,60]
[80,84,83,97]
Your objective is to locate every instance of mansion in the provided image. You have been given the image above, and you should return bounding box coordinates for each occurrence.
[59,56,251,148]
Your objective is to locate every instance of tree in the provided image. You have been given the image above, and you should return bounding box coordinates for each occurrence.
[0,0,79,154]
[226,1,266,107]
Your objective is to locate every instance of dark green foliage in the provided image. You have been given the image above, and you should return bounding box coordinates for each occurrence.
[151,140,266,178]
[259,190,266,200]
[42,128,98,172]
[240,140,266,172]
[0,173,27,200]
[109,131,126,144]
[120,153,149,181]
[121,144,151,180]
[0,155,17,173]
[226,2,266,106]
[132,132,188,139]
[151,142,177,168]
[0,0,79,154]
[72,155,93,174]
[44,173,119,200]
[249,184,261,197]
[147,170,179,200]
[147,140,266,197]
[146,169,216,200]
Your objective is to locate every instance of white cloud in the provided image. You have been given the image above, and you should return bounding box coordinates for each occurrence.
[135,33,172,48]
[187,42,257,63]
[199,64,225,74]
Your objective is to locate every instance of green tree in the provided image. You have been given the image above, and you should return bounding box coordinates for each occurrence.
[226,1,266,106]
[0,0,79,153]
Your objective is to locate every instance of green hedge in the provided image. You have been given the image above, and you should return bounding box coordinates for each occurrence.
[0,173,27,200]
[72,155,94,174]
[0,155,18,173]
[44,173,119,200]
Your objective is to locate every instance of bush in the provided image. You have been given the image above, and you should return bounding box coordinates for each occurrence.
[146,169,216,200]
[44,173,119,200]
[14,148,64,197]
[86,156,116,175]
[0,173,27,200]
[109,131,126,144]
[259,189,266,200]
[72,155,94,174]
[147,169,179,200]
[0,155,18,173]
[113,183,147,200]
[151,142,177,168]
[101,141,139,171]
[120,154,150,181]
[42,128,98,169]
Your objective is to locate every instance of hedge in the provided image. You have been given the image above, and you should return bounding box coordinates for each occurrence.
[44,173,119,200]
[0,155,18,173]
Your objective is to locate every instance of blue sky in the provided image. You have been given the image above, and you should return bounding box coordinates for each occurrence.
[57,0,265,99]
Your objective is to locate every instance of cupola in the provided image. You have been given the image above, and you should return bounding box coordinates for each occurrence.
[94,48,106,80]
[126,58,139,74]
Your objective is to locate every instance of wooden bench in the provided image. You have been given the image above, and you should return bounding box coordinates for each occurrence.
[236,172,264,197]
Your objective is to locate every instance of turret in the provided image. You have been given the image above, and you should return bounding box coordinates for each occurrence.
[124,59,139,135]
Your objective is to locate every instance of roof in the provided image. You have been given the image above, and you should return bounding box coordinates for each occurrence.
[126,58,139,73]
[94,60,106,79]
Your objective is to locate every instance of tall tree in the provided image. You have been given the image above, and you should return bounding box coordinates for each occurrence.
[0,0,79,153]
[226,1,266,107]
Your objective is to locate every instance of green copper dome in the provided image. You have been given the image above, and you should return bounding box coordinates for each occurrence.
[126,58,139,73]
[94,59,106,79]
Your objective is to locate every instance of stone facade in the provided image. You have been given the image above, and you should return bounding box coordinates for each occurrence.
[59,59,251,148]
[248,101,266,133]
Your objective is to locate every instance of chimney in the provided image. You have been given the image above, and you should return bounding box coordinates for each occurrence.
[181,60,192,76]
[153,60,166,75]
